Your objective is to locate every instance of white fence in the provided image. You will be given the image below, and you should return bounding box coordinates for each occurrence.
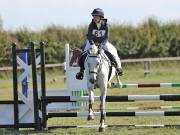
[1,57,180,75]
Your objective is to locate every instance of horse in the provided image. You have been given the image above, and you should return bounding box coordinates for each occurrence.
[70,47,119,87]
[69,47,82,66]
[84,44,116,132]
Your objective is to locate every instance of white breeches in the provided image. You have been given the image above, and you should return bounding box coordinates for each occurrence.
[84,40,122,68]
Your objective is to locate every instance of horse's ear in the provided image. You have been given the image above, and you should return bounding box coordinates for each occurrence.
[88,48,91,54]
[97,44,103,54]
[98,50,100,54]
[97,47,102,54]
[96,43,104,53]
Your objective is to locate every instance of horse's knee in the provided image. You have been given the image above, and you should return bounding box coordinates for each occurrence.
[99,104,105,110]
[89,91,94,103]
[89,98,94,104]
[100,112,106,122]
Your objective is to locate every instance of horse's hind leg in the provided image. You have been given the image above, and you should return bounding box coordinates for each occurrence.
[87,90,95,120]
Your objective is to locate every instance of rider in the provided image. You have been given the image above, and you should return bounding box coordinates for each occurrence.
[76,8,123,80]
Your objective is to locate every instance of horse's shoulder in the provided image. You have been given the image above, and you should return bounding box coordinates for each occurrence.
[101,50,111,63]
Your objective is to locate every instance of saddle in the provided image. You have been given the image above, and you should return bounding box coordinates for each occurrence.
[100,50,116,81]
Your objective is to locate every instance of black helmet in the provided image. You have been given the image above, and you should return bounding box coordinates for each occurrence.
[91,8,104,18]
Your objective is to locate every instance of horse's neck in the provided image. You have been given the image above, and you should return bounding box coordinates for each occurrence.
[100,52,110,68]
[97,54,110,76]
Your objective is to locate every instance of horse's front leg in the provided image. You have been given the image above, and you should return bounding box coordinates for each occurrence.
[99,85,107,132]
[87,89,95,120]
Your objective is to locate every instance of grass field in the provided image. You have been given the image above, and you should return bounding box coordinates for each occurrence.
[1,61,180,135]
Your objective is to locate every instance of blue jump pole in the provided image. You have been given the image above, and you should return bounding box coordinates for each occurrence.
[21,52,28,97]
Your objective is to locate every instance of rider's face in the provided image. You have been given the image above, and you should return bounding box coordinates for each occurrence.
[93,16,101,23]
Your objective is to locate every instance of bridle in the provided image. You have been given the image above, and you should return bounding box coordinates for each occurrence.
[88,54,102,75]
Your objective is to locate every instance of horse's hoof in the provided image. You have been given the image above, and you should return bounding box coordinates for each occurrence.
[99,127,105,132]
[87,115,94,120]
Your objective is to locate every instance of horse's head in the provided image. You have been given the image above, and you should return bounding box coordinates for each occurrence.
[86,44,102,84]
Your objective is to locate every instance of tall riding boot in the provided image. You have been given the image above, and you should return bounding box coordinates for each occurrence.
[116,67,123,76]
[76,68,84,80]
[115,58,123,76]
[104,50,123,76]
[76,53,87,80]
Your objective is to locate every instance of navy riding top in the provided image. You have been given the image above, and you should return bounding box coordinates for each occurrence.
[87,19,109,46]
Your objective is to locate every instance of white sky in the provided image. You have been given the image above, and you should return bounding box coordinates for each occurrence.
[0,0,180,31]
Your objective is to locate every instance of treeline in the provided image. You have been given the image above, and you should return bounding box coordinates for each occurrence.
[0,18,180,66]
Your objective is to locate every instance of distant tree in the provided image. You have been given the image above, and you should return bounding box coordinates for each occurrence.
[0,15,3,30]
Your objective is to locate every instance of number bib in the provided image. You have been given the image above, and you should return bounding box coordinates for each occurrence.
[92,30,106,37]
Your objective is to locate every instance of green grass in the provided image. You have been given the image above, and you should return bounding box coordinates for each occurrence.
[1,62,180,134]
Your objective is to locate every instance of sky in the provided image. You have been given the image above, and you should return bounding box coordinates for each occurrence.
[0,0,180,31]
